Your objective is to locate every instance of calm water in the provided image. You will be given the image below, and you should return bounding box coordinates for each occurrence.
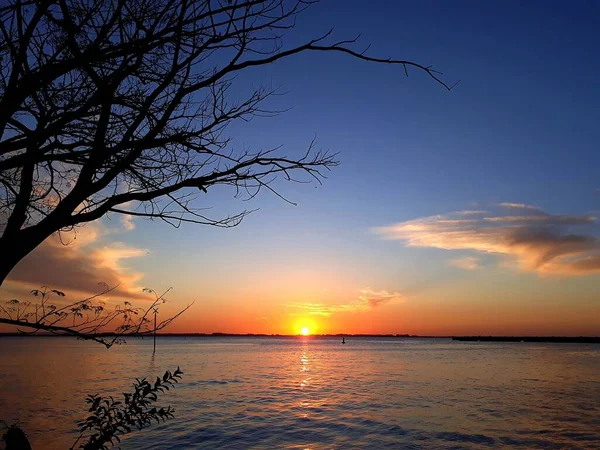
[0,337,599,449]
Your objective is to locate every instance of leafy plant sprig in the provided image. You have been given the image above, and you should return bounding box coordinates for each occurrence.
[71,367,184,450]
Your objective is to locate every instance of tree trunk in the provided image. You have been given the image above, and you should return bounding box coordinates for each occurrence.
[0,240,27,286]
[0,225,54,287]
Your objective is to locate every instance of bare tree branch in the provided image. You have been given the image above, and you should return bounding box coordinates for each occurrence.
[0,285,193,348]
[0,0,454,284]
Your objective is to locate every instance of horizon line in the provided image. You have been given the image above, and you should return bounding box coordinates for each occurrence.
[1,332,599,339]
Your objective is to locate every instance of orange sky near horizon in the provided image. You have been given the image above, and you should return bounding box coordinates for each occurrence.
[1,229,600,338]
[154,284,600,337]
[2,278,599,337]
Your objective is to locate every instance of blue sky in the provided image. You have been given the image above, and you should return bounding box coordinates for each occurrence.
[196,0,600,220]
[122,0,599,332]
[138,1,600,262]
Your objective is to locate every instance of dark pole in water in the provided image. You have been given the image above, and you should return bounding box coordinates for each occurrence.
[153,308,157,353]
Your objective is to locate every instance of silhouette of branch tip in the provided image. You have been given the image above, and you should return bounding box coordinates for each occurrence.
[0,285,192,349]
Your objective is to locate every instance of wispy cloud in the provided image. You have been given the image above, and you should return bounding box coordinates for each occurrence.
[289,303,340,316]
[498,202,544,213]
[449,256,482,270]
[358,288,403,307]
[455,210,488,216]
[121,214,136,231]
[374,203,600,276]
[289,288,403,316]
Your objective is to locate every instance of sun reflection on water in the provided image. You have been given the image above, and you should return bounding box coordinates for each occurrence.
[300,347,311,389]
[299,345,313,419]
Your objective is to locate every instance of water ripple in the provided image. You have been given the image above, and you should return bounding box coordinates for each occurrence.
[1,337,599,449]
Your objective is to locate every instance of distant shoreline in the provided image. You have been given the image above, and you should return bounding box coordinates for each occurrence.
[0,333,598,343]
[452,336,600,343]
[0,332,430,338]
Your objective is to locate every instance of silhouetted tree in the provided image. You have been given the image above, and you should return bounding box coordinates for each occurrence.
[0,284,191,347]
[0,0,455,286]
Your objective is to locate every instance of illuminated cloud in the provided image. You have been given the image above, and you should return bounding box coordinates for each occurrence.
[6,220,147,298]
[498,202,544,213]
[358,288,403,307]
[289,289,403,316]
[456,210,488,216]
[121,214,136,231]
[449,256,482,270]
[290,303,339,317]
[374,204,600,276]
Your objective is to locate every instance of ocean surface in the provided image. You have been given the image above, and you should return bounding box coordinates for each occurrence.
[0,337,599,449]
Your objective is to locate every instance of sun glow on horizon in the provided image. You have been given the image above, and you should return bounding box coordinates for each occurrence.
[300,327,310,336]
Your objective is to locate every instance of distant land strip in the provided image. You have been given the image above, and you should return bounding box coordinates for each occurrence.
[0,333,599,342]
[0,332,428,338]
[452,336,600,344]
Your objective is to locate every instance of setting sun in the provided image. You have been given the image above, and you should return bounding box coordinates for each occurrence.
[300,327,310,336]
